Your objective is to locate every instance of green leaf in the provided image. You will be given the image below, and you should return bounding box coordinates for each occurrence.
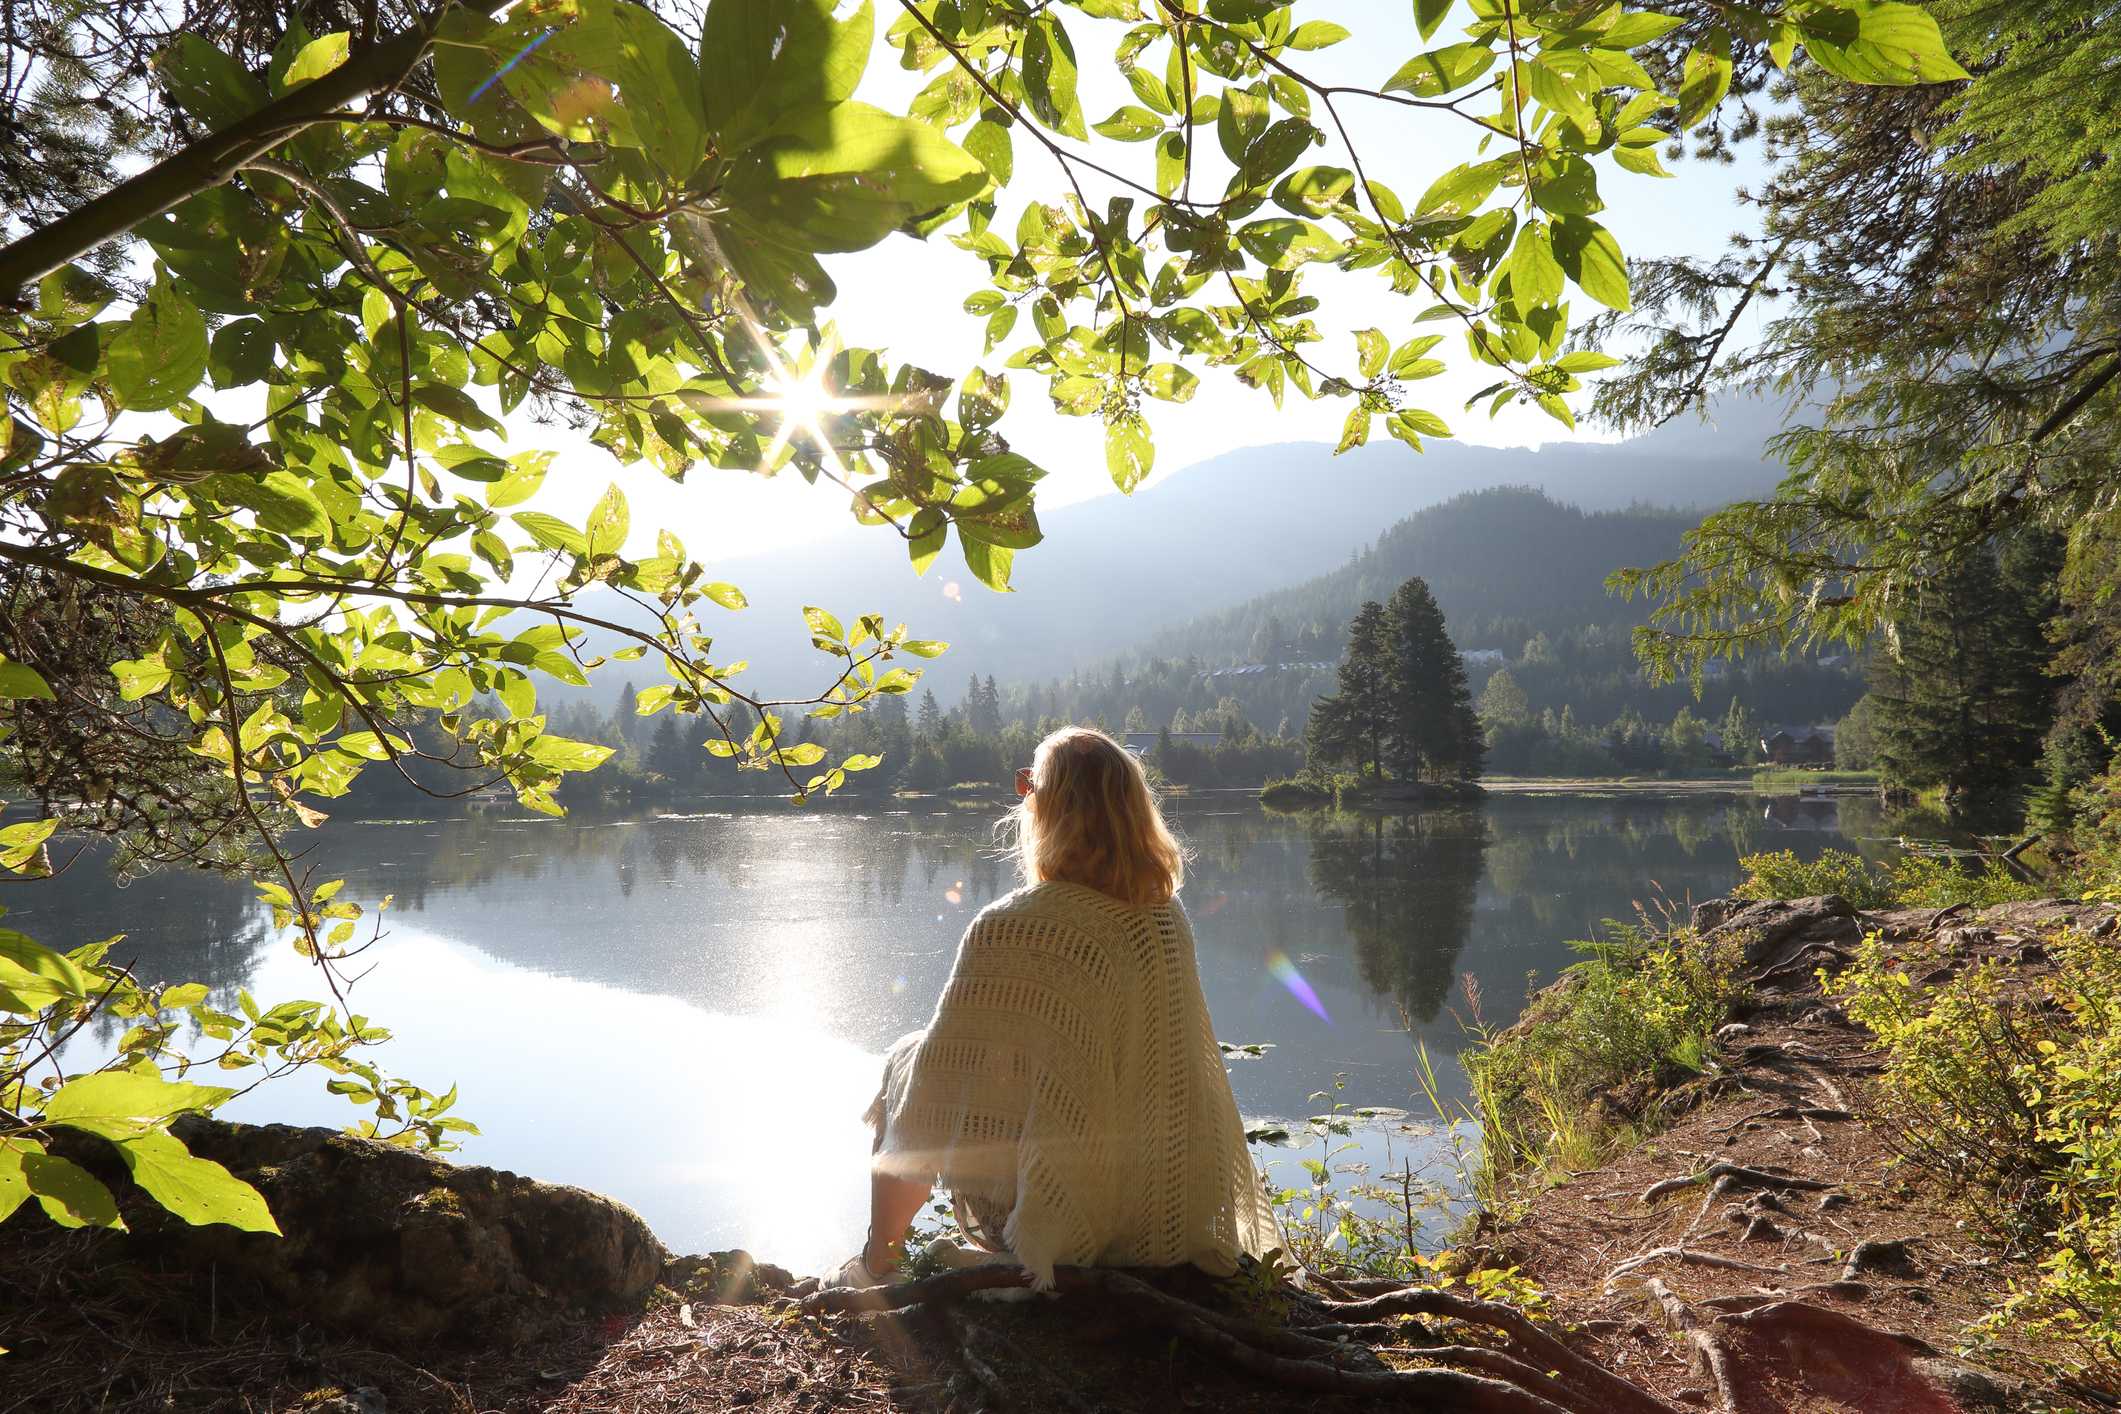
[113,1130,280,1232]
[700,0,872,149]
[1804,2,1971,83]
[1598,12,1685,49]
[900,639,948,658]
[1092,105,1164,141]
[1553,350,1622,373]
[702,581,748,609]
[1105,416,1154,493]
[0,1138,33,1223]
[1675,39,1733,130]
[1551,216,1631,312]
[43,1070,232,1140]
[0,921,85,1001]
[0,654,54,701]
[1355,329,1388,380]
[1503,220,1564,308]
[0,819,58,879]
[107,276,207,413]
[1286,21,1349,50]
[524,734,615,772]
[1024,15,1087,140]
[1236,218,1345,269]
[152,35,268,129]
[1155,131,1186,198]
[208,319,273,389]
[1336,403,1371,453]
[773,742,826,766]
[1142,363,1198,402]
[722,102,987,252]
[500,0,707,180]
[1273,165,1356,217]
[802,604,845,644]
[282,31,350,88]
[1418,159,1506,216]
[514,511,588,556]
[1412,0,1451,42]
[1383,43,1496,99]
[585,482,629,559]
[488,452,550,509]
[209,469,330,538]
[24,1152,122,1230]
[411,383,503,435]
[960,536,1014,592]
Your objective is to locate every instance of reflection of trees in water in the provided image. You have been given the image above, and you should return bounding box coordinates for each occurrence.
[1305,811,1489,1026]
[6,841,271,1015]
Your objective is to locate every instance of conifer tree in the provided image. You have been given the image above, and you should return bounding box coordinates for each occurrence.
[1307,602,1394,780]
[1384,578,1485,781]
[1868,536,2060,802]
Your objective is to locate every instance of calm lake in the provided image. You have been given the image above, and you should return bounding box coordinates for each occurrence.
[27,790,1877,1273]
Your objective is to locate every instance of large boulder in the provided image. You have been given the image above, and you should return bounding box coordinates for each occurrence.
[1693,894,1863,968]
[77,1116,667,1347]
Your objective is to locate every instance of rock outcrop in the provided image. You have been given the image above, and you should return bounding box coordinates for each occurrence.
[75,1116,667,1346]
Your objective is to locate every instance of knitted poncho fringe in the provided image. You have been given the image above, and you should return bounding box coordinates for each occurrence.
[872,881,1279,1287]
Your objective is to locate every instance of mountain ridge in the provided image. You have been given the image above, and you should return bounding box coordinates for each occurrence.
[541,397,1792,704]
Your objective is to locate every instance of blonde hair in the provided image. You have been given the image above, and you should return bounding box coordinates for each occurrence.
[1005,727,1187,907]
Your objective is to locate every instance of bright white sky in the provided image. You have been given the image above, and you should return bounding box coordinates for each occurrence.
[507,0,1775,564]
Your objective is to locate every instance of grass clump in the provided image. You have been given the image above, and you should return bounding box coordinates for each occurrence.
[1828,928,2121,1384]
[1460,922,1746,1188]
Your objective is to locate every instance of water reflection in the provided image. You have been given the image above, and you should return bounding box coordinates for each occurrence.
[21,792,1872,1268]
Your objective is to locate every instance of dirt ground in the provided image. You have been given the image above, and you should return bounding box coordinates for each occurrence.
[5,897,2115,1414]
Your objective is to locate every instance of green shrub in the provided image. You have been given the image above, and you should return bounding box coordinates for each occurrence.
[1733,848,1897,908]
[1464,922,1745,1185]
[1884,853,2046,909]
[1733,847,2046,912]
[1828,929,2121,1378]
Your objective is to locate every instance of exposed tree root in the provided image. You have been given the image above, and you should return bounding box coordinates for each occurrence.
[1646,1278,1746,1414]
[1606,1245,1791,1286]
[803,1265,1678,1414]
[1641,1162,1836,1205]
[1312,1287,1679,1414]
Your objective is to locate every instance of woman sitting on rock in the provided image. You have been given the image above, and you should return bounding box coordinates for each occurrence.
[834,726,1277,1291]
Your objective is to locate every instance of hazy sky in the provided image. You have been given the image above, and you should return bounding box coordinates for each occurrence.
[509,1,1774,565]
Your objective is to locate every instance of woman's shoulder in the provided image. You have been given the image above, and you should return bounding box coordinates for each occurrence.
[971,881,1182,931]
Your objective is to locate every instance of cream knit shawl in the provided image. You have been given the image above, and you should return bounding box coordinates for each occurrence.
[872,881,1279,1287]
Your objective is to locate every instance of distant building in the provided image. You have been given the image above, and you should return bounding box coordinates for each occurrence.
[1123,731,1223,755]
[1760,724,1836,766]
[1460,649,1506,669]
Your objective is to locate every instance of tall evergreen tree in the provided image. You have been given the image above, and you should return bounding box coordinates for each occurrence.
[1307,602,1394,779]
[1384,578,1485,781]
[1868,537,2060,803]
[915,689,944,739]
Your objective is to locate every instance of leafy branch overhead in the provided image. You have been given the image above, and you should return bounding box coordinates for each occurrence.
[0,0,1956,1238]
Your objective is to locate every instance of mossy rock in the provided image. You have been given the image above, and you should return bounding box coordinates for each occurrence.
[58,1116,667,1349]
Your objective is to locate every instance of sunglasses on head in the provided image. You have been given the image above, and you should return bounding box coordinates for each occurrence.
[1015,766,1035,796]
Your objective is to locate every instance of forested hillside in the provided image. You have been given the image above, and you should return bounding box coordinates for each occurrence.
[1151,487,1697,663]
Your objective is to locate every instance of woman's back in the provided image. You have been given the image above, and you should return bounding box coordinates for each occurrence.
[872,881,1277,1284]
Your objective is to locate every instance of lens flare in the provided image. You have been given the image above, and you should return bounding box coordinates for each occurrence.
[468,28,555,104]
[942,581,963,602]
[1265,948,1331,1024]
